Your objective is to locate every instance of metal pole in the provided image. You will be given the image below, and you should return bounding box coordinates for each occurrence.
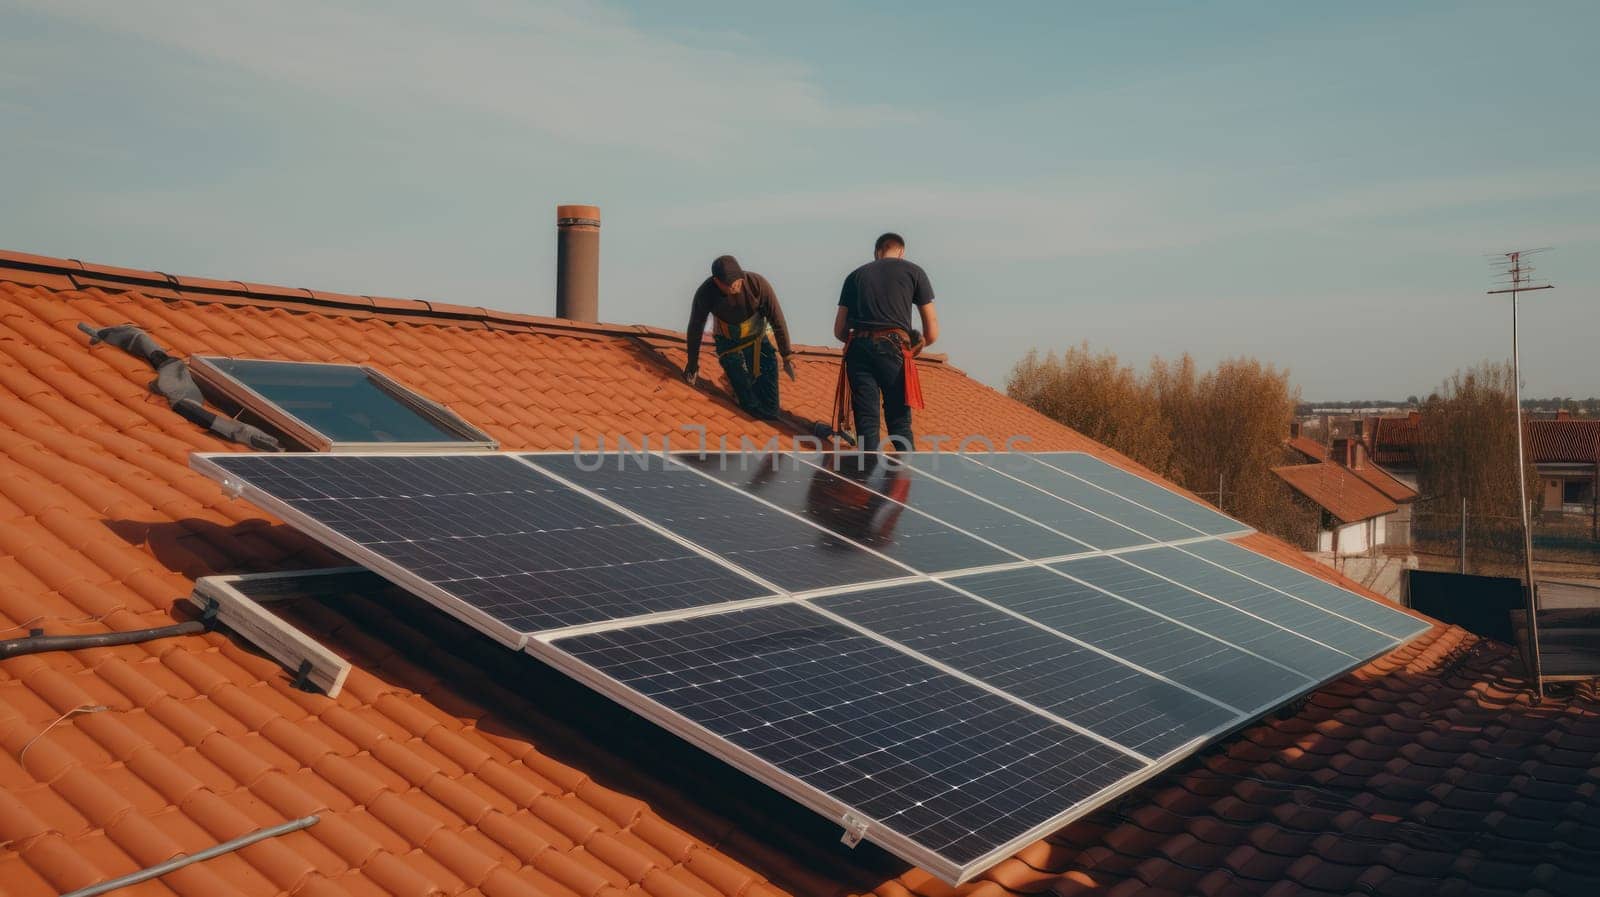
[1459,495,1467,574]
[1511,289,1543,698]
[61,816,319,897]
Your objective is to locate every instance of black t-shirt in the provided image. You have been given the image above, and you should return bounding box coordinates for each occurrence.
[837,258,935,332]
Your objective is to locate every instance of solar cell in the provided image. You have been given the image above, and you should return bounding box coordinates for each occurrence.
[901,454,1148,550]
[800,453,1086,558]
[676,453,1014,573]
[949,565,1301,711]
[816,581,1237,756]
[548,602,1145,871]
[1180,539,1430,640]
[975,455,1203,542]
[1054,555,1354,677]
[197,453,773,638]
[530,453,907,592]
[1031,452,1246,536]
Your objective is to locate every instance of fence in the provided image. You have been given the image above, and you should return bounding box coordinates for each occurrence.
[1411,500,1600,573]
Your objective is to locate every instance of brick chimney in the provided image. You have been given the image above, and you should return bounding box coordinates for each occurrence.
[1290,421,1302,439]
[1329,436,1367,469]
[1556,408,1571,421]
[556,204,600,323]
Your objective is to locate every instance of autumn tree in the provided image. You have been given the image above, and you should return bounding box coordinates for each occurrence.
[1414,361,1539,559]
[1007,344,1172,474]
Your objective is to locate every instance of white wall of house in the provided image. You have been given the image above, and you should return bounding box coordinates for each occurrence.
[1317,515,1390,556]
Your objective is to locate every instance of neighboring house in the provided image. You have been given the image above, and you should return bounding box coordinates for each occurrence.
[1370,409,1599,519]
[1528,412,1600,517]
[1286,426,1419,549]
[0,249,1595,897]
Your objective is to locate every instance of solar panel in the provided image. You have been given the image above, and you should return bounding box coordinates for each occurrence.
[800,453,1086,558]
[543,602,1145,874]
[1180,539,1430,640]
[975,454,1204,543]
[1031,452,1246,536]
[1117,546,1398,657]
[529,453,908,592]
[196,448,1428,885]
[194,453,773,641]
[1053,555,1354,678]
[948,565,1302,712]
[675,452,1015,574]
[816,581,1237,756]
[901,454,1149,550]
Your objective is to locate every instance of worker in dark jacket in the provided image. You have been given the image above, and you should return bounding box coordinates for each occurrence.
[684,255,796,420]
[833,233,940,451]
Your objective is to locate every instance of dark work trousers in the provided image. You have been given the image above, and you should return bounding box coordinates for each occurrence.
[714,333,780,419]
[846,335,913,453]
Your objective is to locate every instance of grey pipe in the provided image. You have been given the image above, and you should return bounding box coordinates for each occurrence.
[60,815,319,897]
[0,620,208,660]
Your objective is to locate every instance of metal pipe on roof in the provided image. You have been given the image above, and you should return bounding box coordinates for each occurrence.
[60,815,320,897]
[556,204,600,323]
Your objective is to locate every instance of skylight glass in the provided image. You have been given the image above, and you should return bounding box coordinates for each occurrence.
[192,357,494,451]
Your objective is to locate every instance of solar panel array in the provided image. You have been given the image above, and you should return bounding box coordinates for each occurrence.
[193,449,1430,884]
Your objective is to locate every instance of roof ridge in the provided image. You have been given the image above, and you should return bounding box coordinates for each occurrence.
[0,247,950,365]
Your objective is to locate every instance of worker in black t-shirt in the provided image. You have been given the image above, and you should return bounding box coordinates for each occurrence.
[832,233,940,452]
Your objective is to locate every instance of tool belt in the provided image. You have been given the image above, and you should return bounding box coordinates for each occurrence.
[713,316,773,376]
[830,327,927,441]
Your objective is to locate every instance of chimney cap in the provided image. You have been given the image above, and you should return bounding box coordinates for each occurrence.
[557,204,601,225]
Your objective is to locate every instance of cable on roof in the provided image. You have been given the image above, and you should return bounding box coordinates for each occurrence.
[77,322,281,452]
[0,618,212,661]
[59,815,320,897]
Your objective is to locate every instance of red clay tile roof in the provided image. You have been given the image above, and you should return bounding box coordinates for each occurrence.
[1370,415,1420,467]
[1527,420,1600,465]
[1287,435,1330,462]
[1348,463,1419,504]
[1,249,1593,897]
[1287,437,1417,503]
[1274,463,1401,525]
[1372,414,1599,469]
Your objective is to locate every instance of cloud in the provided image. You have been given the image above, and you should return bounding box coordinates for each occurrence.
[16,0,906,159]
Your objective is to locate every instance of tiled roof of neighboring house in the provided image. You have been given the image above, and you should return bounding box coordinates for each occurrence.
[1369,415,1421,466]
[1,249,1595,897]
[1286,436,1417,504]
[1273,463,1400,525]
[1371,415,1600,469]
[1527,420,1600,465]
[1287,435,1330,462]
[1348,464,1419,504]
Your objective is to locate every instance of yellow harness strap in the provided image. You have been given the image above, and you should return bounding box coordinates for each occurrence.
[714,316,771,377]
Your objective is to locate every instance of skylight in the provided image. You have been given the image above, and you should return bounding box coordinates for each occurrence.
[190,357,495,452]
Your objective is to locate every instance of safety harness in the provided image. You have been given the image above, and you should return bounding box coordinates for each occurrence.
[713,315,773,377]
[830,328,926,442]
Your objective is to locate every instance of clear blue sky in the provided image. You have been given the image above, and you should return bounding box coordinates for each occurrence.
[3,1,1595,400]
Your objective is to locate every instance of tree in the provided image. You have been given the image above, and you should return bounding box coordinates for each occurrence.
[1007,344,1173,475]
[1414,361,1540,561]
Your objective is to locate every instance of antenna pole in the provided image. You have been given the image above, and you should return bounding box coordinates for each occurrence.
[1488,250,1554,699]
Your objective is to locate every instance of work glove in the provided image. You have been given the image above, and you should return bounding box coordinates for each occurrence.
[684,365,699,386]
[907,329,926,356]
[782,356,797,381]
